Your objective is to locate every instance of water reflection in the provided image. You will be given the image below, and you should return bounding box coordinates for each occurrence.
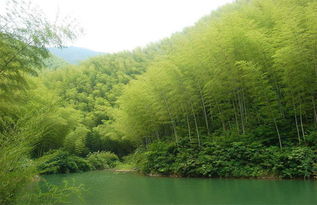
[45,171,317,205]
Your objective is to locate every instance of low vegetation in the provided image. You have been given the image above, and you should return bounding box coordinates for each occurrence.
[38,150,119,174]
[87,151,119,170]
[130,139,317,179]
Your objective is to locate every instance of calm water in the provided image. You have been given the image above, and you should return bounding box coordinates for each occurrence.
[44,170,317,205]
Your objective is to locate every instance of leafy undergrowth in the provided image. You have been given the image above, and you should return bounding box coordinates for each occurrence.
[127,139,317,179]
[38,150,120,174]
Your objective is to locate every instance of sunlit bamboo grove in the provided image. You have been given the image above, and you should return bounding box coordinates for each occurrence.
[114,0,317,147]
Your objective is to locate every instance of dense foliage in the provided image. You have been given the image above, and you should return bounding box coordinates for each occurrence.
[110,0,317,179]
[38,150,119,174]
[114,0,317,148]
[131,140,317,179]
[33,50,154,159]
[0,0,80,204]
[87,151,119,170]
[38,150,93,174]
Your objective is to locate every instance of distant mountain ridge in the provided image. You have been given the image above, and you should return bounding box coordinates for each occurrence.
[48,46,104,64]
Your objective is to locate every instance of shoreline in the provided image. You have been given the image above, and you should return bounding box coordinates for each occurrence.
[110,168,317,181]
[112,169,137,173]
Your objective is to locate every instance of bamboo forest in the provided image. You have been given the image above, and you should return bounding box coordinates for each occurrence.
[2,0,317,204]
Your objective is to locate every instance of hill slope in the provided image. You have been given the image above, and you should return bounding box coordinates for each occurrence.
[49,46,104,64]
[43,54,69,70]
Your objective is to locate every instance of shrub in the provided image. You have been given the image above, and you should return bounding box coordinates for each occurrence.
[272,147,316,178]
[86,151,119,170]
[143,142,177,175]
[38,150,93,174]
[133,139,317,179]
[124,148,149,173]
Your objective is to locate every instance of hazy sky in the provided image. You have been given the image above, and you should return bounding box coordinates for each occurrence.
[21,0,233,53]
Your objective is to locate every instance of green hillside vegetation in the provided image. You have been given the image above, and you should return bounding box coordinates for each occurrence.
[112,0,317,177]
[115,0,317,146]
[49,46,104,64]
[43,54,69,70]
[2,0,317,203]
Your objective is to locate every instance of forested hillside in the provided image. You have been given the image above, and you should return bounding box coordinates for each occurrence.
[114,0,317,147]
[2,0,317,204]
[49,46,104,64]
[36,0,317,178]
[107,0,317,178]
[43,54,69,70]
[39,49,159,157]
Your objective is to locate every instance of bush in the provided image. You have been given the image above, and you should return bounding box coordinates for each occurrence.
[174,141,266,178]
[38,150,93,174]
[271,147,316,178]
[134,139,317,179]
[123,148,148,172]
[86,151,119,170]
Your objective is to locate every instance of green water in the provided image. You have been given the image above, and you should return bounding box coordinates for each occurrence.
[44,170,317,205]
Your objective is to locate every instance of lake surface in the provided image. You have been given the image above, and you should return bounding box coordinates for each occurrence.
[44,170,317,205]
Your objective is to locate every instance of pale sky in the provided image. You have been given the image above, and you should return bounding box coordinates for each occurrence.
[5,0,234,53]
